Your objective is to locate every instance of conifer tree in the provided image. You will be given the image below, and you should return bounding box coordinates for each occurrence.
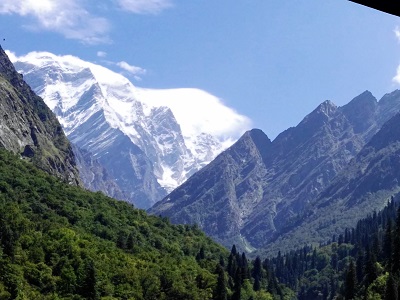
[385,273,398,300]
[196,246,205,261]
[241,252,250,281]
[365,248,378,286]
[219,255,225,268]
[344,260,356,300]
[311,248,317,269]
[213,264,227,300]
[392,207,400,274]
[252,256,263,291]
[80,259,98,300]
[231,244,237,256]
[227,245,238,277]
[232,267,242,300]
[383,219,393,267]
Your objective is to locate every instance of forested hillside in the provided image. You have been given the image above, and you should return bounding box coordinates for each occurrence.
[264,197,400,299]
[0,148,289,299]
[0,149,225,299]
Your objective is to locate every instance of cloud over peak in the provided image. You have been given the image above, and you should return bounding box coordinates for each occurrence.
[117,61,146,78]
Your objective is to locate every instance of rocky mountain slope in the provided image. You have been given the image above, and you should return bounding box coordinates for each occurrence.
[71,144,127,201]
[150,89,400,253]
[0,46,80,185]
[263,112,400,255]
[11,51,250,208]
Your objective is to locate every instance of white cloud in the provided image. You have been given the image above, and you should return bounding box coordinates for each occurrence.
[136,88,252,141]
[395,26,400,42]
[97,51,107,58]
[117,0,172,14]
[393,64,400,85]
[0,0,110,44]
[4,50,17,62]
[393,27,400,85]
[117,61,146,76]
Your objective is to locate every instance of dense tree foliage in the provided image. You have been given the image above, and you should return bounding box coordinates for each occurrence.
[0,149,286,299]
[8,143,400,299]
[264,197,400,299]
[0,149,229,299]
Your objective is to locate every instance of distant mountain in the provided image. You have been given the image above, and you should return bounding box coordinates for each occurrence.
[150,90,400,253]
[10,51,250,208]
[0,46,80,184]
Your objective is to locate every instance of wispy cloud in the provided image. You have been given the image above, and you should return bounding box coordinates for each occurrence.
[116,61,146,80]
[0,0,110,44]
[395,26,400,42]
[393,65,400,85]
[97,51,107,58]
[393,27,400,85]
[116,0,173,14]
[0,0,173,45]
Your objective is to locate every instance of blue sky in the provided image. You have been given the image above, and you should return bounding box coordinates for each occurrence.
[1,0,400,139]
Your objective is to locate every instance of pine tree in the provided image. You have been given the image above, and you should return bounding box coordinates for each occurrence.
[252,256,263,291]
[344,260,356,300]
[196,246,205,261]
[365,248,378,286]
[231,267,242,300]
[231,244,237,256]
[311,248,317,269]
[213,264,227,300]
[385,273,398,300]
[219,255,225,268]
[116,231,127,249]
[392,207,400,274]
[241,252,250,281]
[383,219,393,267]
[227,245,238,277]
[355,249,364,284]
[80,259,98,300]
[126,232,134,250]
[330,274,337,300]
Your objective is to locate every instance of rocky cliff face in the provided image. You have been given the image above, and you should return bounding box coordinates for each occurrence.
[262,113,400,255]
[0,46,80,184]
[151,89,400,253]
[71,144,127,200]
[150,129,271,250]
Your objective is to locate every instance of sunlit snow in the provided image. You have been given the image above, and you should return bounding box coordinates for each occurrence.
[8,50,252,191]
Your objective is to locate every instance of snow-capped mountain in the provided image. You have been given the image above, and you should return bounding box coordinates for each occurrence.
[9,51,251,208]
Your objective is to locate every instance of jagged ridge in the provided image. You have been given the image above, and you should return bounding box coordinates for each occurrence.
[151,89,400,254]
[0,46,80,185]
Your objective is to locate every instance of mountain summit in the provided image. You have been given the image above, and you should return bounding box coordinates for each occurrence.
[10,51,251,208]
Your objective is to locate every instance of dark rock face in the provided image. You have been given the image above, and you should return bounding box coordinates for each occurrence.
[71,144,128,201]
[151,90,400,254]
[264,113,400,256]
[0,46,80,184]
[150,129,271,251]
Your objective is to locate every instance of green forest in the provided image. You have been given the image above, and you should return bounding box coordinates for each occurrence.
[267,198,400,300]
[0,149,286,299]
[1,146,400,299]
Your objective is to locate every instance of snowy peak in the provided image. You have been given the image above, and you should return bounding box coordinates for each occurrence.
[10,50,251,206]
